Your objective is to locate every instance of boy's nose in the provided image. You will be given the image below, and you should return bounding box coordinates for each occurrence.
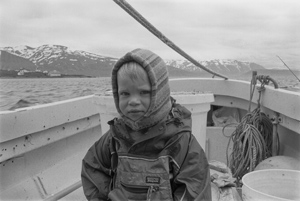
[129,96,141,105]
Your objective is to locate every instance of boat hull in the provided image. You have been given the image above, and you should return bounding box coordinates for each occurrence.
[1,78,299,200]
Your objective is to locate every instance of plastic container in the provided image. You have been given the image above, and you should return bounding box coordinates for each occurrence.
[242,169,300,201]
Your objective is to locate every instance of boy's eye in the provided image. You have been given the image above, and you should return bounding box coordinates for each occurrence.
[119,91,129,96]
[141,90,150,95]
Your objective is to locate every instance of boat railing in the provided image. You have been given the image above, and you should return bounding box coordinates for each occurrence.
[0,95,102,200]
[0,91,214,200]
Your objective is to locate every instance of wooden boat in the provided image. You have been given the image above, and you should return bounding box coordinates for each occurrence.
[1,77,299,200]
[1,1,299,200]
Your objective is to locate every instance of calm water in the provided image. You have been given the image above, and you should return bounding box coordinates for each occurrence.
[0,76,299,111]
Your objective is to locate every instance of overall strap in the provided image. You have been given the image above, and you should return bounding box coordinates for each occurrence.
[110,137,118,190]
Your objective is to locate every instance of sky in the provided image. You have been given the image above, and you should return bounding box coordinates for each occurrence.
[0,0,299,70]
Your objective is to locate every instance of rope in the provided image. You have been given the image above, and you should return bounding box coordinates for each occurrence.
[248,72,257,112]
[112,0,228,80]
[225,75,279,185]
[225,108,272,184]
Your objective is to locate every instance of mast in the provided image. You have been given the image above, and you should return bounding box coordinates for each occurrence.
[113,0,228,80]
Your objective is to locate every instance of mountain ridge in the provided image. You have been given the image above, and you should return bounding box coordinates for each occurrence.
[1,44,265,77]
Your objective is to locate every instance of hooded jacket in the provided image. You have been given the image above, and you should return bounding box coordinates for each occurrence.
[82,49,211,200]
[81,100,212,201]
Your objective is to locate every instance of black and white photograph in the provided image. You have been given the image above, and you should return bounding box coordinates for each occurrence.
[1,0,299,200]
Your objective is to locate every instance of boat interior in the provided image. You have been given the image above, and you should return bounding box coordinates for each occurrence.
[1,77,299,200]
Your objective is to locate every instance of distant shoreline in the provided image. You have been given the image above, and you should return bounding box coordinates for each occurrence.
[0,76,95,79]
[0,75,96,79]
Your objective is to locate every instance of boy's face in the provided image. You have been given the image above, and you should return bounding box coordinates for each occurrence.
[117,67,151,121]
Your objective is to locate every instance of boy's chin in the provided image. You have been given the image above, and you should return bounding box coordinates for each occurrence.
[127,113,143,121]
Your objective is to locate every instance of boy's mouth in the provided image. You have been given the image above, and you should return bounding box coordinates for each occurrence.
[127,110,144,120]
[128,110,143,114]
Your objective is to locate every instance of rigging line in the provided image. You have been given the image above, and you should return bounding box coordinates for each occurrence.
[113,0,228,80]
[277,55,300,82]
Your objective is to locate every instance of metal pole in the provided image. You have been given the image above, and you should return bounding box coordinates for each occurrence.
[44,181,82,201]
[277,55,300,82]
[113,0,228,80]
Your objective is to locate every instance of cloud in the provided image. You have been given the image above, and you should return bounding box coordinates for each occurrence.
[0,0,299,69]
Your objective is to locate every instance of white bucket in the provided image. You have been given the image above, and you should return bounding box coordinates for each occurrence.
[242,169,300,201]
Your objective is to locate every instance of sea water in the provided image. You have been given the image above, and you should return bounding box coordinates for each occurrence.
[0,77,111,111]
[0,75,299,111]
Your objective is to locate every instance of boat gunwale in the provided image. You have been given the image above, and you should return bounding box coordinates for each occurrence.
[170,78,300,121]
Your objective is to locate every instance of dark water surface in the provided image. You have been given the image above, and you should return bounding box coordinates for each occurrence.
[0,77,111,111]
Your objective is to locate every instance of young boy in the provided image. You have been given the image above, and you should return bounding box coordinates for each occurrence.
[81,48,211,201]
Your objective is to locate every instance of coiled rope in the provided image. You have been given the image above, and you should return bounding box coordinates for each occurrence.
[225,73,279,184]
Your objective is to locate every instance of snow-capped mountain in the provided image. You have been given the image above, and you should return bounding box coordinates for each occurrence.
[1,45,36,57]
[165,59,264,75]
[0,45,118,77]
[0,44,265,77]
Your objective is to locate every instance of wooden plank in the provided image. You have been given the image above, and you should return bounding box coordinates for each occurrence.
[0,114,100,162]
[0,123,100,199]
[0,95,98,143]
